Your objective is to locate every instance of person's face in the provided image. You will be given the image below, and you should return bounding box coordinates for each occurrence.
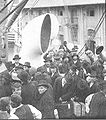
[55,59,61,65]
[38,86,47,94]
[64,57,69,62]
[10,101,17,108]
[6,103,11,112]
[59,52,64,58]
[73,56,78,61]
[14,59,20,64]
[16,69,23,74]
[86,51,94,58]
[48,51,54,57]
[45,61,51,67]
[0,77,6,85]
[12,87,21,95]
[24,66,29,71]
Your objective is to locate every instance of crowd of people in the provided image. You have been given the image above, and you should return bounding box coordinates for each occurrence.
[0,41,106,119]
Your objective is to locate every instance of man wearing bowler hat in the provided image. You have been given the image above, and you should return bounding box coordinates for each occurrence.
[23,62,31,74]
[11,55,23,70]
[37,57,52,74]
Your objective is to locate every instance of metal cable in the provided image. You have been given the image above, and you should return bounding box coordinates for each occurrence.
[0,0,13,13]
[2,0,40,35]
[8,0,15,13]
[0,0,25,25]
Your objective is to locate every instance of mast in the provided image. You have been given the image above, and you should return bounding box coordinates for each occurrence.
[5,0,29,32]
[0,0,29,61]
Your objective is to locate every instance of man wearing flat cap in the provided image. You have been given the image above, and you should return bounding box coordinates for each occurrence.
[35,80,55,119]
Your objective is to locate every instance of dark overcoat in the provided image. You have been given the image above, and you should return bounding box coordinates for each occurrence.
[35,87,55,119]
[88,91,106,118]
[21,81,38,106]
[88,82,100,95]
[58,61,70,74]
[37,65,51,75]
[50,72,60,87]
[53,76,77,103]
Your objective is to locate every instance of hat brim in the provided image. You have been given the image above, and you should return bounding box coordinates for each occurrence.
[23,65,31,68]
[12,79,22,83]
[13,57,21,60]
[44,60,52,62]
[38,83,49,88]
[96,46,104,55]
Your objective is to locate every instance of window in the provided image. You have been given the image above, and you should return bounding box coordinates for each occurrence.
[87,9,95,16]
[72,9,77,16]
[58,10,63,16]
[38,9,43,15]
[30,10,33,15]
[71,9,78,24]
[71,24,78,41]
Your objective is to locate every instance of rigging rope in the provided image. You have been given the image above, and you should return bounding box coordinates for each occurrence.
[0,0,25,25]
[8,0,15,13]
[0,0,13,13]
[6,0,40,36]
[0,0,40,36]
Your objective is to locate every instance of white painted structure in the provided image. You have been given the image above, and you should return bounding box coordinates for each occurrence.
[7,0,106,63]
[22,0,105,51]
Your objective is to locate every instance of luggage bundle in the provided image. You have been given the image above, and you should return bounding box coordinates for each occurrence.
[73,101,86,117]
[55,100,86,118]
[55,101,75,118]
